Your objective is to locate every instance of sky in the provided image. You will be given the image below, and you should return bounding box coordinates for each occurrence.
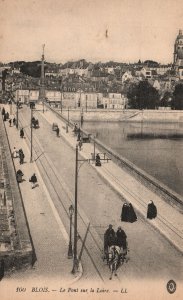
[0,0,183,64]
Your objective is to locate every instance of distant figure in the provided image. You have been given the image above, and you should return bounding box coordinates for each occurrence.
[6,112,9,119]
[29,173,38,189]
[147,200,157,219]
[9,119,12,127]
[3,114,7,122]
[1,107,5,116]
[128,203,137,223]
[104,224,116,254]
[16,169,24,183]
[78,139,83,151]
[121,202,137,223]
[95,153,101,166]
[13,117,16,126]
[121,203,129,222]
[12,147,18,158]
[116,226,127,252]
[19,149,25,165]
[73,123,78,135]
[56,127,60,137]
[20,128,24,138]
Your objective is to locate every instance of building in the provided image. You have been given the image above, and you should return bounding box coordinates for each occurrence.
[15,89,30,103]
[102,93,126,109]
[173,29,183,79]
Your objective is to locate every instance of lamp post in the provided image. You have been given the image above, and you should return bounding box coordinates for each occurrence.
[72,145,79,274]
[68,107,70,126]
[42,99,45,113]
[30,106,33,162]
[16,100,19,129]
[68,205,74,258]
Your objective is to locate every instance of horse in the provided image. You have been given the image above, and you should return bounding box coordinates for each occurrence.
[108,245,121,280]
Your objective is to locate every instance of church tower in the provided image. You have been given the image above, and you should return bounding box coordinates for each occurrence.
[39,44,46,101]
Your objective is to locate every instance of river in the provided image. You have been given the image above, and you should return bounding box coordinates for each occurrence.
[82,121,183,197]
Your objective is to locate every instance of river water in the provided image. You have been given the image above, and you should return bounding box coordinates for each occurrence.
[82,121,183,197]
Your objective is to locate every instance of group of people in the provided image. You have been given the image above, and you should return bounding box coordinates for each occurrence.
[12,147,25,165]
[104,224,127,255]
[16,170,38,188]
[121,201,157,222]
[2,106,16,125]
[73,123,83,151]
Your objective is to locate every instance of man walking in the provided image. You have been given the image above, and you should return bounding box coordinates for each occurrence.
[29,173,38,189]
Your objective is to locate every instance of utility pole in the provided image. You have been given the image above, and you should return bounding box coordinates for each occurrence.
[39,44,46,112]
[16,101,19,129]
[72,145,79,274]
[68,107,70,126]
[30,107,33,162]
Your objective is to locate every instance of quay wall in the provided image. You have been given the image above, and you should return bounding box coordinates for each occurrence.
[59,108,183,123]
[93,137,183,212]
[47,104,183,212]
[0,116,33,275]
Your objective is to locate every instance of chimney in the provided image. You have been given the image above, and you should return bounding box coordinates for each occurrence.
[179,29,182,35]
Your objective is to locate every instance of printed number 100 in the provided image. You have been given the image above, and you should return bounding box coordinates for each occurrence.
[16,287,26,292]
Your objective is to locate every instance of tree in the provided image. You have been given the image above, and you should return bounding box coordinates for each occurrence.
[127,80,160,109]
[160,91,172,107]
[172,84,183,110]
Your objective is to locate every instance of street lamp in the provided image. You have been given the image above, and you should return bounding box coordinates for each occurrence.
[68,204,74,258]
[16,100,19,129]
[30,105,33,162]
[72,145,79,274]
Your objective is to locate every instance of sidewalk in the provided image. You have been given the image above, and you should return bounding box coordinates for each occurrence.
[43,105,183,254]
[1,104,82,284]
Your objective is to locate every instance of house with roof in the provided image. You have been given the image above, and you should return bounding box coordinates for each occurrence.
[122,70,133,83]
[102,93,127,109]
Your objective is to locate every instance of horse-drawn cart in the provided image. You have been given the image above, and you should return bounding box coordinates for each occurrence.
[32,117,39,129]
[103,233,129,280]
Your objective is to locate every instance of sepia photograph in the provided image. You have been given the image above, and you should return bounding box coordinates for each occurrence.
[0,0,183,299]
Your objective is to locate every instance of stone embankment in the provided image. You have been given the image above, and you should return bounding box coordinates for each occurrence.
[56,107,183,123]
[0,116,33,276]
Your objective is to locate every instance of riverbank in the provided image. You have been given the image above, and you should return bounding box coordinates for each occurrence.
[56,108,183,123]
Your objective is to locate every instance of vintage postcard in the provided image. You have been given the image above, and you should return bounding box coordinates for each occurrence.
[0,0,183,299]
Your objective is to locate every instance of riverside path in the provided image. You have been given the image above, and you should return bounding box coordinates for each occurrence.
[1,103,183,296]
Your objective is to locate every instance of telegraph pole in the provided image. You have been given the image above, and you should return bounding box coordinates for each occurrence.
[39,44,46,112]
[16,101,19,129]
[30,107,33,162]
[72,145,79,274]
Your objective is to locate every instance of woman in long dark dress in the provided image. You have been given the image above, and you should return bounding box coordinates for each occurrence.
[121,202,137,222]
[147,201,157,219]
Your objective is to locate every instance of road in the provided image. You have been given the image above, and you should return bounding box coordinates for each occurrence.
[14,105,183,284]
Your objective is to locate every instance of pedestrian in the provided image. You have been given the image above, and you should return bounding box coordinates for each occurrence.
[12,147,18,158]
[9,119,12,127]
[16,169,24,183]
[29,173,38,189]
[121,202,137,223]
[13,117,16,126]
[147,200,157,219]
[95,153,101,166]
[6,112,9,119]
[1,107,5,116]
[56,127,60,137]
[3,114,7,122]
[20,128,24,138]
[78,138,83,151]
[19,149,25,164]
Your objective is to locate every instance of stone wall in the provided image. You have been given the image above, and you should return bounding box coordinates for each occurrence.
[59,108,183,123]
[0,116,33,274]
